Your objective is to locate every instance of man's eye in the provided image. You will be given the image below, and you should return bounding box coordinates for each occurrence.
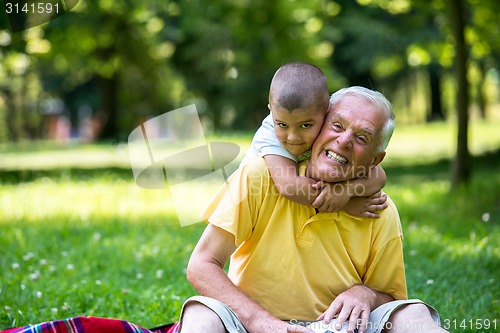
[357,136,368,144]
[332,123,343,131]
[301,124,312,129]
[277,123,288,128]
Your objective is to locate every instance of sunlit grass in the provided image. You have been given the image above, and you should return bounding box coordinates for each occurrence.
[0,176,205,328]
[385,118,500,166]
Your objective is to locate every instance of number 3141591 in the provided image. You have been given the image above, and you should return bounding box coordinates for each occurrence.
[442,319,497,330]
[5,2,60,14]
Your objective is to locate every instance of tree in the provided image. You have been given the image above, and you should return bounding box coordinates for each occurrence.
[447,0,471,187]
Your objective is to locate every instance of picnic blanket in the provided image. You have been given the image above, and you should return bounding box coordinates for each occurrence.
[0,316,179,333]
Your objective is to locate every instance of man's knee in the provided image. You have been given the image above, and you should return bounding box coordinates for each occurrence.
[179,302,226,333]
[386,303,445,332]
[394,303,432,319]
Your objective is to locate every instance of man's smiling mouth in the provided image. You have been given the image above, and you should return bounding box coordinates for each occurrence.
[326,150,348,164]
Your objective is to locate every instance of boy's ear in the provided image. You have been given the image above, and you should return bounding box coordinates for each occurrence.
[372,151,386,167]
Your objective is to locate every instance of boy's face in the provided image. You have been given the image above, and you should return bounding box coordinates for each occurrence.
[270,102,327,156]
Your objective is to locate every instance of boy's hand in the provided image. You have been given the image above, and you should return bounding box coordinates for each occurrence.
[344,191,388,218]
[311,181,351,213]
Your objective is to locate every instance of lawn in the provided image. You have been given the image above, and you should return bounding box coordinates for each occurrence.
[0,119,499,332]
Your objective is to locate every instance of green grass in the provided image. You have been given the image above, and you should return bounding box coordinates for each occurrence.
[1,120,499,332]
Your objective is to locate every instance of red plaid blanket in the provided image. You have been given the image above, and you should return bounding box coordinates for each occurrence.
[0,317,179,333]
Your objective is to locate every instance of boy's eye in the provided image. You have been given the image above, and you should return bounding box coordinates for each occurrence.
[301,123,313,129]
[277,123,288,128]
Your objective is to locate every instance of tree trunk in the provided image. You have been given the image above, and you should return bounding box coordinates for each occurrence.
[427,63,444,122]
[477,60,487,119]
[448,0,471,188]
[97,75,118,141]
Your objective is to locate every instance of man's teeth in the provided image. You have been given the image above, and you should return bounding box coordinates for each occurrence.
[326,151,348,164]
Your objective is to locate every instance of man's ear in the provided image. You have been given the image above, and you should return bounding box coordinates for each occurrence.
[372,151,386,167]
[267,103,271,111]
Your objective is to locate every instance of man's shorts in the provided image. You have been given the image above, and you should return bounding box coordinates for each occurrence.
[178,296,441,333]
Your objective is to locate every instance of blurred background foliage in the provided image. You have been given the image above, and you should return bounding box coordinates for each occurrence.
[0,0,499,185]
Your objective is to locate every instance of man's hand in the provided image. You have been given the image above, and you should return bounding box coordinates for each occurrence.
[344,191,388,218]
[316,285,378,333]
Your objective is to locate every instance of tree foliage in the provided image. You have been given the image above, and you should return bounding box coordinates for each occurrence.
[0,0,498,185]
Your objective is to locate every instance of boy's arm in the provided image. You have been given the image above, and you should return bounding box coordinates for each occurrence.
[264,155,320,206]
[312,165,387,213]
[264,155,388,215]
[345,164,386,197]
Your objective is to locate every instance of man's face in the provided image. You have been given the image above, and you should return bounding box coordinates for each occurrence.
[307,94,387,182]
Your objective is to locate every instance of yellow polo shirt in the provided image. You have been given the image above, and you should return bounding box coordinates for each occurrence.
[201,157,407,321]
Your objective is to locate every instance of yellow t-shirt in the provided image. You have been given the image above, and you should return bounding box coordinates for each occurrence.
[201,157,407,321]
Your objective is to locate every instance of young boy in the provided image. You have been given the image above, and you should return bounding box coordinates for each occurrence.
[241,62,387,215]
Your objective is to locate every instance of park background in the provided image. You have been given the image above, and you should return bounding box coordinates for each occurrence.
[0,0,499,332]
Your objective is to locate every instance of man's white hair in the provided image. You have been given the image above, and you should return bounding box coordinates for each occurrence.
[329,86,395,152]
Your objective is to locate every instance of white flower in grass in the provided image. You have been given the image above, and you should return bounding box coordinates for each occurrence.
[92,232,102,242]
[426,279,434,285]
[39,259,47,266]
[66,264,74,270]
[49,265,56,273]
[136,273,143,279]
[23,252,34,261]
[4,306,11,312]
[481,213,490,222]
[51,308,58,314]
[61,303,70,311]
[155,269,164,279]
[95,280,102,285]
[29,271,41,280]
[21,284,26,290]
[12,263,20,270]
[36,291,42,299]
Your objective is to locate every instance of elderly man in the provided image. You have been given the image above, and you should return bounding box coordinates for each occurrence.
[179,87,446,333]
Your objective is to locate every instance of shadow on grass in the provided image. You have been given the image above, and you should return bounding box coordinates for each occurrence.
[383,148,500,184]
[2,149,499,182]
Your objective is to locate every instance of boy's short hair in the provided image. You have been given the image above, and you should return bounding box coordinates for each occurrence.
[269,62,329,112]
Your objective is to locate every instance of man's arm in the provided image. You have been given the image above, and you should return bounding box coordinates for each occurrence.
[186,223,310,333]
